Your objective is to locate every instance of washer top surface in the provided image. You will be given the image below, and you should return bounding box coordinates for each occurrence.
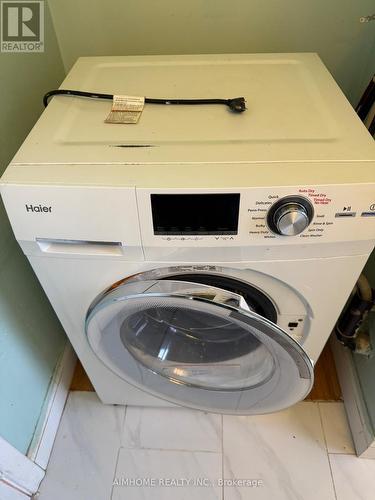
[7,53,375,171]
[2,53,374,191]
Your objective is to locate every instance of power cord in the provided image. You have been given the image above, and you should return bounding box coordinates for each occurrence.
[43,89,246,113]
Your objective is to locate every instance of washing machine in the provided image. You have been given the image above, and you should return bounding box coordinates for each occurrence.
[1,54,374,414]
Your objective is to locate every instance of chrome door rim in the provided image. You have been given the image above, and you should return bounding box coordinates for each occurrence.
[85,273,314,414]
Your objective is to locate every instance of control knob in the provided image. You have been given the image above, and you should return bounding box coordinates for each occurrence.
[267,196,314,236]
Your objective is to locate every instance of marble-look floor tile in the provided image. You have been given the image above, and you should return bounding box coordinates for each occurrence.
[319,402,355,454]
[112,448,222,499]
[37,392,124,500]
[122,407,222,452]
[223,402,336,500]
[329,453,375,500]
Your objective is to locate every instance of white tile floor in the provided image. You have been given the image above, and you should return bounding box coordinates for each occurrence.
[36,392,375,500]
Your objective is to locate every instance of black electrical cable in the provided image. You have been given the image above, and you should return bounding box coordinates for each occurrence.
[43,89,246,113]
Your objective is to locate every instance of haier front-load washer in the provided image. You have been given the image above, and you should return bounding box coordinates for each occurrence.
[1,54,374,414]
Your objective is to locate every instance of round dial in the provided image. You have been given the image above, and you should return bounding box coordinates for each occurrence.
[267,196,314,236]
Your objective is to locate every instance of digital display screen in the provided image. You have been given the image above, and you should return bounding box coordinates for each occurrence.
[151,194,240,235]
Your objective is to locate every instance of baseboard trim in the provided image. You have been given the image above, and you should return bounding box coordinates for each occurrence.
[0,437,44,497]
[27,342,76,470]
[330,335,375,458]
[0,479,31,499]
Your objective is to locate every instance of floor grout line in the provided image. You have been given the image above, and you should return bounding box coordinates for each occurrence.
[120,405,127,447]
[117,445,221,453]
[317,403,329,451]
[318,402,339,500]
[110,405,127,500]
[221,414,224,500]
[110,446,121,500]
[328,451,356,455]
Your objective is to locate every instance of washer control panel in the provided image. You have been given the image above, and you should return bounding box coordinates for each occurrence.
[137,184,375,249]
[244,184,374,244]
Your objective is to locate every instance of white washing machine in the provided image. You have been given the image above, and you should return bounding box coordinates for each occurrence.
[1,54,374,414]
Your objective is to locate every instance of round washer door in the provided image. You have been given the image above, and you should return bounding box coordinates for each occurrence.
[86,279,314,414]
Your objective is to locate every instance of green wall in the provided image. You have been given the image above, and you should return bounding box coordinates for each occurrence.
[48,0,375,105]
[0,2,67,454]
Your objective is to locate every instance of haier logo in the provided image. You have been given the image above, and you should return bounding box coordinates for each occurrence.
[25,204,51,213]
